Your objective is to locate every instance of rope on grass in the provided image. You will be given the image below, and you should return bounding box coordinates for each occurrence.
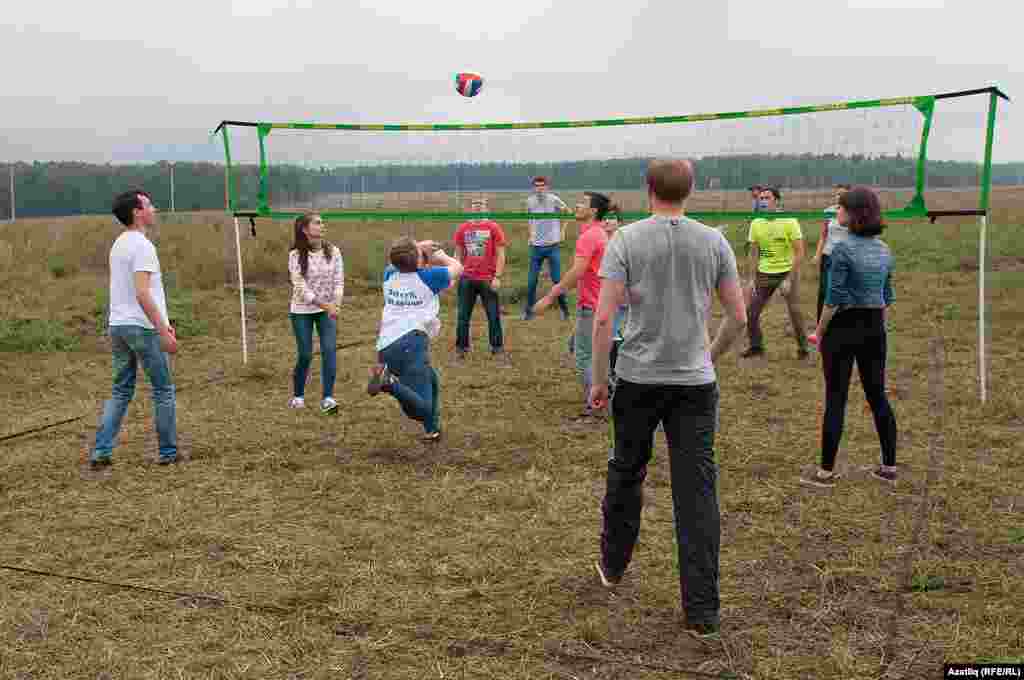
[0,563,291,615]
[1,561,746,678]
[0,416,85,444]
[0,337,377,445]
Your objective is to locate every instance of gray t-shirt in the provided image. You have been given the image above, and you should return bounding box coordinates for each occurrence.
[599,215,739,386]
[527,192,568,246]
[822,207,849,256]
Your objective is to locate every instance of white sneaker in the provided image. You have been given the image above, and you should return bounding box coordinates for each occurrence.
[320,397,339,415]
[288,397,305,409]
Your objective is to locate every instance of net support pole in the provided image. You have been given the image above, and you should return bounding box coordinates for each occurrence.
[233,217,249,365]
[977,91,1000,404]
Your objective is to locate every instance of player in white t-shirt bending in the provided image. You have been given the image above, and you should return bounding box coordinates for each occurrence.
[89,190,180,470]
[367,237,463,442]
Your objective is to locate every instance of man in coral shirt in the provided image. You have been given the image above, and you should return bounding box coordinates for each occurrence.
[453,197,508,361]
[534,191,612,418]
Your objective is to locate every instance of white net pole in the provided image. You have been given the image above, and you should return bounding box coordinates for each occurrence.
[233,217,249,365]
[979,214,987,404]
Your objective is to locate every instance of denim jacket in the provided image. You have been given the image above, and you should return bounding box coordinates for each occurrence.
[824,234,894,309]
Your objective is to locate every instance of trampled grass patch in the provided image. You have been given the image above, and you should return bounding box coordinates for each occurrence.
[0,187,1021,678]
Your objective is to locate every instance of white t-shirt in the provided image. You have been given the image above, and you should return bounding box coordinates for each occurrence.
[822,205,849,256]
[108,230,168,330]
[376,265,451,351]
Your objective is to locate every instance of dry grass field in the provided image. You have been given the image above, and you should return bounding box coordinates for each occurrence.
[0,187,1022,679]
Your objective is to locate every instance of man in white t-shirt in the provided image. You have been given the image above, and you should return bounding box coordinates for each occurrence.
[89,190,180,470]
[367,236,463,442]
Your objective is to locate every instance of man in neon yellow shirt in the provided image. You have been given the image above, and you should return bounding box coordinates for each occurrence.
[742,187,809,359]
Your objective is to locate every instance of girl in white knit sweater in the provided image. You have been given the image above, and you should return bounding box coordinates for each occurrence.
[287,214,344,414]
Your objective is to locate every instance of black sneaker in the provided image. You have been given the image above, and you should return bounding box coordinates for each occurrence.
[594,560,622,589]
[740,347,765,358]
[870,465,898,485]
[455,348,468,361]
[367,364,393,397]
[559,307,570,322]
[685,622,720,640]
[88,457,112,471]
[797,348,810,360]
[422,430,442,443]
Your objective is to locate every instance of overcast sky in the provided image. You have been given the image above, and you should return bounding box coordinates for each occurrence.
[0,0,1019,165]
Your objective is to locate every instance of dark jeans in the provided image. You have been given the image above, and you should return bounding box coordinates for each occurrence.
[379,331,440,434]
[820,308,897,471]
[816,254,832,323]
[524,244,568,317]
[290,312,337,399]
[602,380,720,626]
[747,270,807,352]
[456,278,503,351]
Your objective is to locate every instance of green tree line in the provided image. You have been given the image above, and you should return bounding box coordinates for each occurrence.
[2,155,1022,218]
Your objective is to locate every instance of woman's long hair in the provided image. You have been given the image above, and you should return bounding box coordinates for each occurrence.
[291,213,334,278]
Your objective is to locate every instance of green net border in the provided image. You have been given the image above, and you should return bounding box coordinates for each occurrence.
[215,88,1007,222]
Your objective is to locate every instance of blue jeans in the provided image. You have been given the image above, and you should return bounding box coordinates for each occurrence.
[524,244,569,317]
[379,331,439,434]
[92,325,177,462]
[290,312,337,399]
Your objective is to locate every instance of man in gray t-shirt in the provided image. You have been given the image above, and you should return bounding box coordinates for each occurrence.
[522,176,571,320]
[589,159,747,640]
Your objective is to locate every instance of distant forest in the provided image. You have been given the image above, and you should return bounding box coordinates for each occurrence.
[2,155,1023,218]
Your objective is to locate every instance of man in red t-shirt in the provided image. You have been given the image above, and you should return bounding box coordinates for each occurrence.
[534,191,612,417]
[453,197,507,360]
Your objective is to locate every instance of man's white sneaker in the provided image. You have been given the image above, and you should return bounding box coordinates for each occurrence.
[320,397,339,415]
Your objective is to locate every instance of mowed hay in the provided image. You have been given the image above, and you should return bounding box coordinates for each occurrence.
[0,188,1022,678]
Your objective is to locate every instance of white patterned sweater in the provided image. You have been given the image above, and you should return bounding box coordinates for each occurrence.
[288,246,344,314]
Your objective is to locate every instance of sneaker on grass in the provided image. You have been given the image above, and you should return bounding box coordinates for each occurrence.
[320,397,339,415]
[870,465,897,485]
[594,560,622,589]
[684,622,720,640]
[367,364,394,397]
[799,467,840,488]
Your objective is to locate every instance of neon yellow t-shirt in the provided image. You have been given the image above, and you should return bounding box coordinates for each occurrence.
[747,217,803,274]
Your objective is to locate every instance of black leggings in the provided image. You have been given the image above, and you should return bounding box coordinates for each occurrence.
[820,308,897,471]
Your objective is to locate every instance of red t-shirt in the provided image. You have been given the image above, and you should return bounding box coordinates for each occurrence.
[453,220,506,281]
[575,221,607,310]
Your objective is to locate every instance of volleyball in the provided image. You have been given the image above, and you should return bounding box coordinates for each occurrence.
[455,72,484,98]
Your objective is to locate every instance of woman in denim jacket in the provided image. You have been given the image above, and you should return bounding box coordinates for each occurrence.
[802,186,897,488]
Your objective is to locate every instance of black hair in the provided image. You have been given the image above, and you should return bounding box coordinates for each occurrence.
[111,190,152,227]
[584,191,612,220]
